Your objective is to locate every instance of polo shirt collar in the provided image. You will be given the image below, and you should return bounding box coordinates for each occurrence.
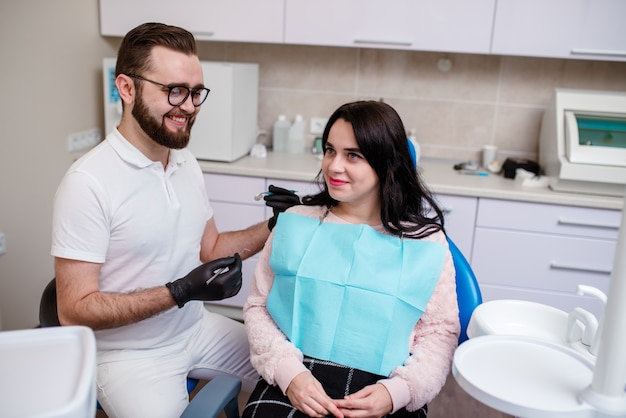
[109,128,188,168]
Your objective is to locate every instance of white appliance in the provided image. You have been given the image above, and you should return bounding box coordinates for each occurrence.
[103,58,259,162]
[539,89,626,197]
[0,326,96,417]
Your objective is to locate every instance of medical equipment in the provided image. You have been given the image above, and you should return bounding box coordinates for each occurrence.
[539,89,626,197]
[254,189,297,201]
[453,187,626,417]
[206,267,230,285]
[37,278,242,418]
[0,326,96,418]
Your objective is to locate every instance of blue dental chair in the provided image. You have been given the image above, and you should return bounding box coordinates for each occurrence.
[447,237,482,344]
[406,138,482,343]
[38,278,241,418]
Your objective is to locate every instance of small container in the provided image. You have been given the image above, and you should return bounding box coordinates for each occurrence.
[482,145,498,169]
[287,114,306,154]
[272,115,290,153]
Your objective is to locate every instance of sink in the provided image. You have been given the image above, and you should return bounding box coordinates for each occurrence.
[467,299,584,346]
[453,335,597,417]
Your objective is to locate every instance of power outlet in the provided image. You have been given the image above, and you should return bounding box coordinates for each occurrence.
[0,232,6,256]
[310,117,328,135]
[67,128,101,152]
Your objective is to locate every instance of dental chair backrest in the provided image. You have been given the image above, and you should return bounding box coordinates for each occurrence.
[406,138,482,343]
[447,237,482,344]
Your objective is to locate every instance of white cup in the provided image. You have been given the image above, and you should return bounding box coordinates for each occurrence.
[482,145,498,168]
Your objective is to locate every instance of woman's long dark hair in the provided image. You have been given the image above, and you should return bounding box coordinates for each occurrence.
[303,100,445,239]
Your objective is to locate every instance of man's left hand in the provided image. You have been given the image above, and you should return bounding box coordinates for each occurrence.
[265,184,300,230]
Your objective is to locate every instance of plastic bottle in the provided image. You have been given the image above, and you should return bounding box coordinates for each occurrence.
[407,128,420,167]
[272,115,290,153]
[287,114,307,154]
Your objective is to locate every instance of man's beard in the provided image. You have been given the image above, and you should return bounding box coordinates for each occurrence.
[132,94,195,150]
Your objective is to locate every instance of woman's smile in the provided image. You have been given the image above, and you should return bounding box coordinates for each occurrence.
[328,177,349,187]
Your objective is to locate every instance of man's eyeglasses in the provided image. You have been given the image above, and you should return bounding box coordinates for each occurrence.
[127,74,210,107]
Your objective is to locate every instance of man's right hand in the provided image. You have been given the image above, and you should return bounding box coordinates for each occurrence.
[166,253,242,308]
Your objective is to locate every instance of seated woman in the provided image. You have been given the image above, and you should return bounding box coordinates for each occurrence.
[243,100,460,418]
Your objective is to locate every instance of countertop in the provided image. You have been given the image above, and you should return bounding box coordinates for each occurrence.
[198,153,624,210]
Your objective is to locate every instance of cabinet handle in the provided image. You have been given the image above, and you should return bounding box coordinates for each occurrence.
[570,48,626,58]
[557,218,620,230]
[549,261,611,275]
[353,39,412,47]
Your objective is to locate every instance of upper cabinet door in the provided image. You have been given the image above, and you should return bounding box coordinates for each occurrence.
[99,0,285,43]
[492,0,626,61]
[284,0,496,54]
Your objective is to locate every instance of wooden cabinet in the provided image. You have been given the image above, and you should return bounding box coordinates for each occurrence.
[491,0,626,61]
[284,0,495,54]
[471,198,621,318]
[99,0,285,43]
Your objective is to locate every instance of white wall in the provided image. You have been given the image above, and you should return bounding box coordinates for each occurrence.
[0,0,116,330]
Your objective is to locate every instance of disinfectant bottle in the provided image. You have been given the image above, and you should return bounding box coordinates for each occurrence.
[287,114,307,154]
[272,115,291,153]
[407,128,420,166]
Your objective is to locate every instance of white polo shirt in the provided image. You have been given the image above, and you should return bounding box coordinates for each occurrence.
[52,129,213,350]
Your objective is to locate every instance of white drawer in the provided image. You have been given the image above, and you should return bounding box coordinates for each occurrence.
[204,173,265,205]
[210,201,266,232]
[208,201,265,309]
[472,228,614,294]
[476,198,620,240]
[436,194,477,258]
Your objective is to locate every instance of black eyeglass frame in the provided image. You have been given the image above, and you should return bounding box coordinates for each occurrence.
[126,73,210,107]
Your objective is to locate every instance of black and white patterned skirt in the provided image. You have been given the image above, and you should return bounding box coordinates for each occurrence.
[242,357,427,418]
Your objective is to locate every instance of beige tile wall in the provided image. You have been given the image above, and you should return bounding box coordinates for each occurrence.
[196,41,626,163]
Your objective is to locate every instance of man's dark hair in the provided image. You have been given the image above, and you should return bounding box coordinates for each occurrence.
[115,22,197,78]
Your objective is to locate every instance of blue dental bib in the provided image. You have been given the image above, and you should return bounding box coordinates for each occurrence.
[267,212,446,376]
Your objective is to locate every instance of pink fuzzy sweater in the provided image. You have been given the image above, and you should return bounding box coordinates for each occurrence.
[243,205,460,413]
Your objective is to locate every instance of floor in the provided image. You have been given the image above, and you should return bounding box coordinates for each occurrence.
[428,373,513,418]
[96,373,513,418]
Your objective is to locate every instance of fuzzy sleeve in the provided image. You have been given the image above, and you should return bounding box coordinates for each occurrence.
[243,210,310,393]
[378,231,460,413]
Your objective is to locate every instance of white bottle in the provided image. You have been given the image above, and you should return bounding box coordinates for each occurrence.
[407,128,420,166]
[272,115,291,153]
[287,114,307,154]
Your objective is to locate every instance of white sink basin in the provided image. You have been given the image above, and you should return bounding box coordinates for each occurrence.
[467,299,583,345]
[453,335,597,417]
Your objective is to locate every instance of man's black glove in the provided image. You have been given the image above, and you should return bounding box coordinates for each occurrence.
[265,184,301,231]
[166,253,242,308]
